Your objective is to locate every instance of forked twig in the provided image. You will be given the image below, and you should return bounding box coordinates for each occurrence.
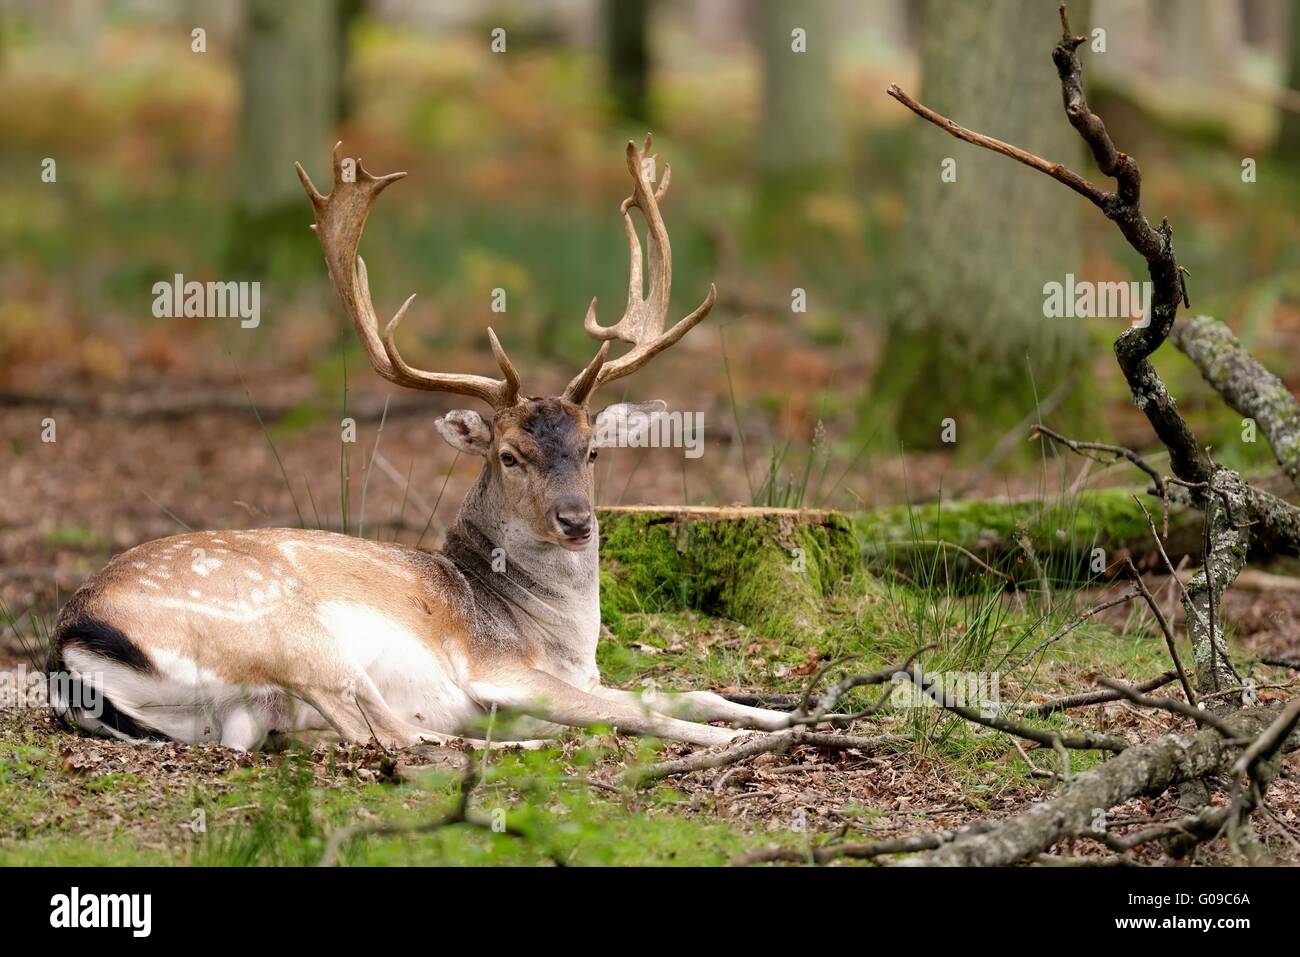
[1032,425,1168,504]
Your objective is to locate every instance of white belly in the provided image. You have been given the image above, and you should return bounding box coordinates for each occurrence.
[315,600,483,735]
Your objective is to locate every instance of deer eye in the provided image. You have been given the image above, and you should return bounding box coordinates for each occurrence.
[500,451,519,468]
[588,448,598,463]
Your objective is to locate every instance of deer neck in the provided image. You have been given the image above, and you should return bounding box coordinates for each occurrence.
[441,468,601,678]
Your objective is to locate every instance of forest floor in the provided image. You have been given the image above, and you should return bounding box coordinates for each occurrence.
[3,589,1298,866]
[3,373,1299,865]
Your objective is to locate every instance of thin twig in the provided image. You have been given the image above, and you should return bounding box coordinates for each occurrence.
[885,84,1109,209]
[1017,590,1139,667]
[786,645,936,727]
[618,730,907,789]
[1018,669,1178,717]
[1122,559,1197,707]
[1095,677,1239,739]
[1032,425,1167,503]
[318,755,528,866]
[898,668,1129,752]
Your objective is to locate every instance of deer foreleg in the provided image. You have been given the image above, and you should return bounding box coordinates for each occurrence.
[469,669,747,748]
[590,686,797,731]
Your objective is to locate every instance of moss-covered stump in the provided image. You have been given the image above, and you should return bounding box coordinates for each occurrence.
[855,488,1203,587]
[597,506,858,639]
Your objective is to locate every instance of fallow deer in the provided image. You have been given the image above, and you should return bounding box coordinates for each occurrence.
[48,136,795,751]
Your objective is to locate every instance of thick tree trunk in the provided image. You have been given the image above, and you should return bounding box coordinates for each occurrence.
[1283,2,1300,154]
[755,0,842,208]
[227,0,338,270]
[876,0,1089,446]
[604,0,650,123]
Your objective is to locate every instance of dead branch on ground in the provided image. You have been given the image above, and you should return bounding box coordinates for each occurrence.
[1171,315,1300,491]
[1018,669,1177,717]
[618,730,907,789]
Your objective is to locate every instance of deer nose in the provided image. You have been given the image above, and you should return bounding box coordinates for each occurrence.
[552,499,592,539]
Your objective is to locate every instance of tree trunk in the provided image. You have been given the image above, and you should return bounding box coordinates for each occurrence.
[875,0,1089,447]
[227,0,338,271]
[1280,1,1300,155]
[334,0,365,123]
[604,0,650,123]
[754,0,842,223]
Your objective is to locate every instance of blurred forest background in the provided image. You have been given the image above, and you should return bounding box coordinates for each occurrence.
[1,0,1299,613]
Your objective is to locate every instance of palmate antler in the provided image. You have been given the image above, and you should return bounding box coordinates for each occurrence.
[564,134,717,404]
[296,142,521,409]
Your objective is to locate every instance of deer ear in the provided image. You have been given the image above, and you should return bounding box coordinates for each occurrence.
[435,410,493,456]
[593,400,666,448]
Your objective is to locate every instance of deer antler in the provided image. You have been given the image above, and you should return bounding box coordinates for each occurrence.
[564,134,716,404]
[296,142,521,409]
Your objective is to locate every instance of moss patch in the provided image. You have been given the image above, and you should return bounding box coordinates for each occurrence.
[597,506,858,640]
[855,488,1200,587]
[596,493,1197,632]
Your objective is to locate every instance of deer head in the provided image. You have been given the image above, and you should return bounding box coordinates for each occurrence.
[296,135,715,551]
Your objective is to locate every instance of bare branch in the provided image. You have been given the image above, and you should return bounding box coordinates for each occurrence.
[1122,558,1197,706]
[900,702,1296,866]
[884,84,1107,209]
[889,5,1300,566]
[1018,669,1178,717]
[785,645,936,727]
[1031,425,1167,502]
[1095,677,1238,739]
[898,667,1129,752]
[889,7,1208,485]
[618,730,907,789]
[1172,314,1300,490]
